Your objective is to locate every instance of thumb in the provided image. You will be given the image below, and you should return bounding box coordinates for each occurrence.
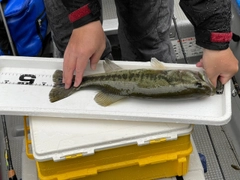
[90,60,98,70]
[218,75,231,85]
[90,55,100,70]
[196,59,203,68]
[90,51,102,70]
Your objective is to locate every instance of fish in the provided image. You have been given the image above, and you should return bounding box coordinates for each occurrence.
[49,58,216,106]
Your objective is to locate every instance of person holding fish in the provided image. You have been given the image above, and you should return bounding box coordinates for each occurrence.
[45,0,238,91]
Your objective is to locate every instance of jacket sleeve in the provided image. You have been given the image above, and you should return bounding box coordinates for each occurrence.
[61,0,101,29]
[179,0,232,50]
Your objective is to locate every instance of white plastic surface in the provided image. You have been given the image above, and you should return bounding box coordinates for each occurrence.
[29,116,193,161]
[22,137,205,180]
[0,56,232,125]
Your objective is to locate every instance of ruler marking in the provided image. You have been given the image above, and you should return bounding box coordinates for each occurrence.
[0,72,54,87]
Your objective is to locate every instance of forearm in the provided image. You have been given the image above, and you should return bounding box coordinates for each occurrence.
[61,0,101,29]
[179,0,232,50]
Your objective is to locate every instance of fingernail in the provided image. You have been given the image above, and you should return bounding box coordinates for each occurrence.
[74,82,80,87]
[65,84,70,89]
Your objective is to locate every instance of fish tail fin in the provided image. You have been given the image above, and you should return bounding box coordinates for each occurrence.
[49,70,76,102]
[49,85,77,102]
[52,70,64,84]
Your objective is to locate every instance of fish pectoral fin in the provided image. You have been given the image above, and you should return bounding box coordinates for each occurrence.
[150,57,166,70]
[94,91,126,106]
[103,58,123,73]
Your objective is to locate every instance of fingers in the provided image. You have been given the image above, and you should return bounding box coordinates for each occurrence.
[63,48,90,88]
[62,21,106,89]
[208,75,218,87]
[196,59,217,86]
[218,75,231,85]
[63,44,103,89]
[90,56,98,70]
[198,48,239,88]
[63,48,103,89]
[63,51,76,89]
[90,45,104,71]
[74,56,89,87]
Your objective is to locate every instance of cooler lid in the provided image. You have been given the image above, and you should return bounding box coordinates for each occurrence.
[29,116,193,161]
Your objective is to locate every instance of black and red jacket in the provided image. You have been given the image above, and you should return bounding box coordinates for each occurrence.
[61,0,232,51]
[61,0,101,28]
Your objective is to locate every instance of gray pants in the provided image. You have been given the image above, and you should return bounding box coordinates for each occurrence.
[44,0,176,63]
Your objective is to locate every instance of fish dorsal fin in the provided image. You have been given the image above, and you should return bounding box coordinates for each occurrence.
[150,57,166,70]
[94,91,126,106]
[103,58,123,73]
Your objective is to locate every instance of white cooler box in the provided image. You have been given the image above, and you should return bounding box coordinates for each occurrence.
[24,116,197,180]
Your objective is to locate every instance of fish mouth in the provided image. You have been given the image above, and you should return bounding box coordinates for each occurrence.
[216,78,224,94]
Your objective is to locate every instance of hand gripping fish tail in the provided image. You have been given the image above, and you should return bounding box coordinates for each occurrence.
[48,58,217,106]
[49,70,77,103]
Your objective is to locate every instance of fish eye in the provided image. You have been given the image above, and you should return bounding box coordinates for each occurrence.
[195,82,203,88]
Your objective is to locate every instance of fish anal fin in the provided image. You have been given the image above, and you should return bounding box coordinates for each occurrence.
[103,59,123,73]
[94,91,126,106]
[150,57,166,70]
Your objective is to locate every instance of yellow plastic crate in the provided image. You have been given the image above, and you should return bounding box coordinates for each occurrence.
[24,117,193,180]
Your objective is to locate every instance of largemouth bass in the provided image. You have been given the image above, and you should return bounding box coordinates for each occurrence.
[49,58,216,106]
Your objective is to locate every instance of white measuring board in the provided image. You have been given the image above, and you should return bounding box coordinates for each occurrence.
[0,56,232,125]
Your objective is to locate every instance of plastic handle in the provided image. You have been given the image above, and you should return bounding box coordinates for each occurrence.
[23,116,34,159]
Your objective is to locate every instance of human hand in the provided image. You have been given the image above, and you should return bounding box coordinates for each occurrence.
[63,20,106,89]
[196,48,239,87]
